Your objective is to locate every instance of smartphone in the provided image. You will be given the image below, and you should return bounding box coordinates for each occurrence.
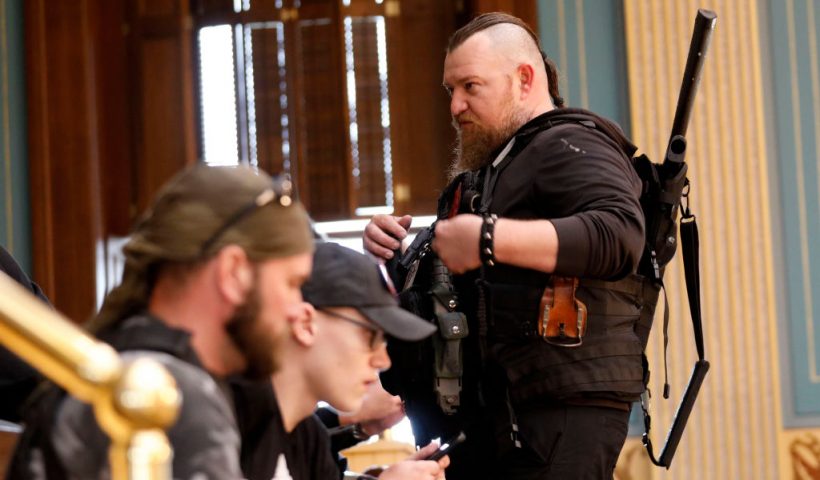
[425,431,466,461]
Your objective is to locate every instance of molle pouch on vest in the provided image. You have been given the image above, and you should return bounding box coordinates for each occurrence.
[427,258,469,415]
[537,276,588,347]
[433,310,468,414]
[382,286,436,398]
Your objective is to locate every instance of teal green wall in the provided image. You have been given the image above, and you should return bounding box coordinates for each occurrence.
[766,0,820,427]
[536,0,645,433]
[537,0,630,132]
[0,0,31,274]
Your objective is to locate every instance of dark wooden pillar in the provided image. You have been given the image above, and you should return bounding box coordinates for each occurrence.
[128,0,197,213]
[26,0,104,322]
[468,0,539,32]
[386,0,460,215]
[25,0,196,322]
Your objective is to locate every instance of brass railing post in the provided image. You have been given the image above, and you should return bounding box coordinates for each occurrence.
[0,273,180,479]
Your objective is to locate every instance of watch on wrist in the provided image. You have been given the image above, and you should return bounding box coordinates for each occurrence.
[350,422,371,441]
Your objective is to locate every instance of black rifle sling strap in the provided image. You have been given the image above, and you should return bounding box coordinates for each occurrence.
[474,163,493,397]
[473,162,523,450]
[680,197,705,362]
[642,186,709,468]
[661,286,671,398]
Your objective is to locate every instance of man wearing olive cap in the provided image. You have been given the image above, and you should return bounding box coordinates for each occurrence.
[233,243,449,480]
[9,165,315,479]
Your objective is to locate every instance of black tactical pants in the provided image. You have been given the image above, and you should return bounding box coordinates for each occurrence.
[444,403,630,480]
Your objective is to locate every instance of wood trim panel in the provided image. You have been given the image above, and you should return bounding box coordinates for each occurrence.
[25,0,103,322]
[24,0,55,299]
[468,0,538,34]
[95,0,136,237]
[128,0,197,213]
[386,0,458,215]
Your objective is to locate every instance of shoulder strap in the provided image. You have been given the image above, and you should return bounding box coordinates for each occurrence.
[514,107,638,158]
[680,210,705,362]
[642,194,709,468]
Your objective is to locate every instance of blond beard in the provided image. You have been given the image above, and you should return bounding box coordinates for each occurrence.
[449,104,528,179]
[227,280,283,379]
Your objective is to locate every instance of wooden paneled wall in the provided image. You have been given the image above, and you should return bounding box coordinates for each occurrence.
[386,0,461,215]
[25,0,195,322]
[127,0,197,215]
[26,0,107,322]
[469,0,538,32]
[21,0,509,321]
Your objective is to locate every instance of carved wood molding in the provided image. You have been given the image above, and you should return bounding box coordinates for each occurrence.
[791,433,820,480]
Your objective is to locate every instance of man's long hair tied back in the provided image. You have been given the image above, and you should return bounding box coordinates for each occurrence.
[88,165,314,334]
[542,53,565,108]
[90,249,158,335]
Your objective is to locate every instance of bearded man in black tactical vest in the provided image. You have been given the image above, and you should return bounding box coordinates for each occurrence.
[364,12,646,480]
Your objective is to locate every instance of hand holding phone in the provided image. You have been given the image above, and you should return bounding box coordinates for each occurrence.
[424,431,466,461]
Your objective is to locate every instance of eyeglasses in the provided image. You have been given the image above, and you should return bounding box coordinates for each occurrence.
[319,309,387,351]
[200,177,293,255]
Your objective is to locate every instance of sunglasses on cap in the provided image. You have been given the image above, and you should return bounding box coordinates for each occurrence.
[200,177,294,255]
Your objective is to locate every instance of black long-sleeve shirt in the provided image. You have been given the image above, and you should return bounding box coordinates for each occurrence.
[0,246,51,422]
[232,379,341,480]
[485,109,644,284]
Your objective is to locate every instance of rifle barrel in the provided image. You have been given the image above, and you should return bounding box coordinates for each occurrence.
[669,9,717,143]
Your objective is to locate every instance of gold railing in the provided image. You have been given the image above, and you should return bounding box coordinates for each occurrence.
[0,272,180,479]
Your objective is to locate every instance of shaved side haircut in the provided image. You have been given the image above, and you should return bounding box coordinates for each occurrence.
[448,12,565,108]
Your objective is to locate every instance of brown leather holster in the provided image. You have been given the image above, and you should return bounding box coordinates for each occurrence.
[537,276,588,347]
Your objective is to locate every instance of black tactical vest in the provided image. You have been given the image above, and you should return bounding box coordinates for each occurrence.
[382,109,650,445]
[467,109,650,404]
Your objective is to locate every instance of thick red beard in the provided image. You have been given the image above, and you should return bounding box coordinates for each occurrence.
[450,105,528,178]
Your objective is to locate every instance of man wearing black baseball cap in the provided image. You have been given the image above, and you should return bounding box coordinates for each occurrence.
[302,241,437,342]
[233,243,447,480]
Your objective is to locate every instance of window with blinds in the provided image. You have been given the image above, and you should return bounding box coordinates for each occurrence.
[195,0,397,220]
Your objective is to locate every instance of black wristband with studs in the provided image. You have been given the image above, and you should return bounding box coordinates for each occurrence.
[479,214,498,267]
